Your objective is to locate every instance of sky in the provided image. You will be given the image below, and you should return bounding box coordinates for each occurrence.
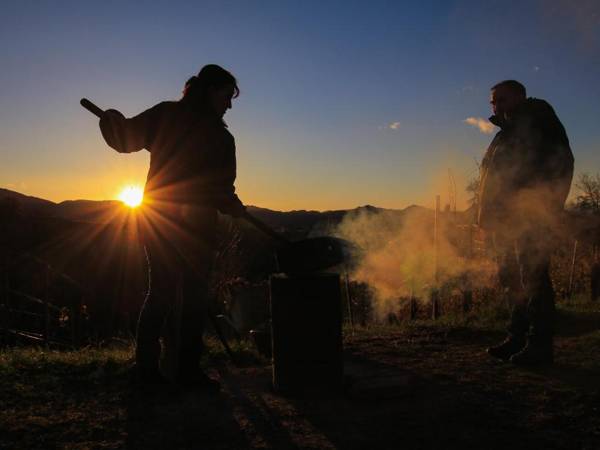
[1,0,599,211]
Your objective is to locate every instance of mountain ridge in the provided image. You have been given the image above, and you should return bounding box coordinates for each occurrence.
[0,187,431,230]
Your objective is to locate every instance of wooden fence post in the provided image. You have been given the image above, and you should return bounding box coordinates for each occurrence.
[591,244,600,302]
[462,289,472,313]
[344,269,355,334]
[568,239,578,300]
[410,296,418,320]
[1,260,8,344]
[463,223,474,315]
[432,195,441,320]
[44,264,50,346]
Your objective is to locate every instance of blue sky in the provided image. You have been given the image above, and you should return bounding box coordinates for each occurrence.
[1,0,598,210]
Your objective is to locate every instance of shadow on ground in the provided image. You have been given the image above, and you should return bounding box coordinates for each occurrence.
[3,324,600,449]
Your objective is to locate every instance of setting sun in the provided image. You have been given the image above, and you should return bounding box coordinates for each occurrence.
[118,185,144,208]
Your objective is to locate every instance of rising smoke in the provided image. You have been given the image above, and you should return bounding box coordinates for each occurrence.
[334,205,496,319]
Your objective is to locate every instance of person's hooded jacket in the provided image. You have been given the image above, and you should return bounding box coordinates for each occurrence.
[99,101,242,215]
[477,98,574,231]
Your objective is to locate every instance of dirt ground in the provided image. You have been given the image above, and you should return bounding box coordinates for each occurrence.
[2,324,600,450]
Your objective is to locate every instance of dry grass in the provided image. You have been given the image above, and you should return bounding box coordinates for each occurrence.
[1,299,599,449]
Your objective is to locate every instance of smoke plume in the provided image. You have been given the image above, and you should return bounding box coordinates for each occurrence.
[334,205,496,319]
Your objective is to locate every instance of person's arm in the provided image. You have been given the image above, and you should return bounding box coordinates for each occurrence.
[477,138,503,229]
[211,130,246,217]
[99,103,164,153]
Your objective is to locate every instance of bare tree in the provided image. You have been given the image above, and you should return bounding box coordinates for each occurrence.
[465,177,480,209]
[575,172,600,213]
[465,159,482,210]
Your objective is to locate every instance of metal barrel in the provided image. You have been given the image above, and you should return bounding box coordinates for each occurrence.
[270,273,343,392]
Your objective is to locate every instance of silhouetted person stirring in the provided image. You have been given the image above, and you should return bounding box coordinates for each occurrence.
[480,80,574,365]
[99,65,245,388]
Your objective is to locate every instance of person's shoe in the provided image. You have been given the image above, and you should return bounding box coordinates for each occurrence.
[487,336,526,361]
[177,370,221,392]
[509,338,554,367]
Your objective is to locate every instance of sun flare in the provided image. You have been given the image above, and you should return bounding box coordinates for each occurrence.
[118,185,144,208]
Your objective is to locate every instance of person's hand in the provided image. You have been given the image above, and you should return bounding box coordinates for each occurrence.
[99,109,126,151]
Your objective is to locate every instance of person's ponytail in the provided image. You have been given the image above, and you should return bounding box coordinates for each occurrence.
[181,65,239,105]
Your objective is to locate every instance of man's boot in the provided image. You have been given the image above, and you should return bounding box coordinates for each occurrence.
[487,335,526,361]
[509,335,554,366]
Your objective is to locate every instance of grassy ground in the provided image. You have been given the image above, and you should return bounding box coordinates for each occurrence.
[1,299,600,449]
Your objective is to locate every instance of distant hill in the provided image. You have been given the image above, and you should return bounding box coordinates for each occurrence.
[0,188,57,217]
[54,199,123,222]
[3,186,597,244]
[1,188,129,223]
[1,187,434,234]
[243,204,430,233]
[245,205,348,235]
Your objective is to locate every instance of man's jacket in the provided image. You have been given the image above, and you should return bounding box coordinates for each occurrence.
[478,98,574,231]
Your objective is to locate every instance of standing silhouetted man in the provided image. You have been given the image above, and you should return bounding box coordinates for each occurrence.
[480,80,574,366]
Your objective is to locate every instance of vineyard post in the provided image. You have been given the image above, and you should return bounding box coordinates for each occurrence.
[432,195,441,320]
[344,268,355,334]
[44,264,50,346]
[568,239,578,300]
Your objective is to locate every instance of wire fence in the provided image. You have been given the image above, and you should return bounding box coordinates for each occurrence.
[1,251,91,348]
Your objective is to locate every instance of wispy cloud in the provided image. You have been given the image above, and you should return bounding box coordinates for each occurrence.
[379,121,401,131]
[464,117,496,134]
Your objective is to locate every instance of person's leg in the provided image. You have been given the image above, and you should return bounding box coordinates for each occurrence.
[502,242,531,339]
[174,206,219,388]
[177,268,209,378]
[510,231,555,365]
[135,242,174,380]
[525,259,555,338]
[488,234,528,360]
